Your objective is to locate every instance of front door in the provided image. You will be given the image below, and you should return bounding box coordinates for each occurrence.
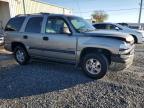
[41,16,76,61]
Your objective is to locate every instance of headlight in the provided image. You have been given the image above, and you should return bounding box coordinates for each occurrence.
[126,35,134,42]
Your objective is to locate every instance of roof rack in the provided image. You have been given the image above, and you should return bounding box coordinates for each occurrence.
[15,13,51,17]
[15,14,30,17]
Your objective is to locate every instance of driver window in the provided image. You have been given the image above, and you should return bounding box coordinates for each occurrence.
[106,24,118,30]
[45,18,71,34]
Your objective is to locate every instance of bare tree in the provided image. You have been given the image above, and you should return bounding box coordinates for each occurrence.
[91,10,108,23]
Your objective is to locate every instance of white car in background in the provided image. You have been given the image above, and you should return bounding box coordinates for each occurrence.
[93,23,144,44]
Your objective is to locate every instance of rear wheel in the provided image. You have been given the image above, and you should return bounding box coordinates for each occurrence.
[14,46,30,65]
[81,53,108,79]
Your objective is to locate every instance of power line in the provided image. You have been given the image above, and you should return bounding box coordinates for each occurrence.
[73,8,144,13]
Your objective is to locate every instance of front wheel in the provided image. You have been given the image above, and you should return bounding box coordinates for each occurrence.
[14,46,30,65]
[81,53,108,79]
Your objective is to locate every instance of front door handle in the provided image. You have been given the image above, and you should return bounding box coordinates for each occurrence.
[43,37,49,41]
[23,35,28,39]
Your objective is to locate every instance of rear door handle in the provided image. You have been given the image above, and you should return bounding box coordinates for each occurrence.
[23,35,28,39]
[43,37,49,41]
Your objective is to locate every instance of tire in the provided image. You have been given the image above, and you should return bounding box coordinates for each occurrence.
[133,36,138,44]
[131,35,137,44]
[14,46,30,65]
[81,53,108,79]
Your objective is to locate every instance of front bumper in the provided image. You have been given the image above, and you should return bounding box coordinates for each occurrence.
[109,48,134,71]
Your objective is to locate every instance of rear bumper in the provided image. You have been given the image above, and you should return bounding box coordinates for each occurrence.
[109,48,134,71]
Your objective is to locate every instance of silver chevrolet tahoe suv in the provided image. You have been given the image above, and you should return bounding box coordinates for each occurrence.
[4,13,135,79]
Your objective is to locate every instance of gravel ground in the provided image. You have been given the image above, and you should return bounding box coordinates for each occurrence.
[0,44,144,108]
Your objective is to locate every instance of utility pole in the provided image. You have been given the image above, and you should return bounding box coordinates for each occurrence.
[22,0,26,14]
[138,0,143,28]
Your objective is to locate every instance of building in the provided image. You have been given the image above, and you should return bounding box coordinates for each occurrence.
[0,0,72,28]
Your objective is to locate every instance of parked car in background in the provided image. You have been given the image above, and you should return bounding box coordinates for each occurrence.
[118,23,144,31]
[117,23,129,27]
[129,26,139,30]
[93,23,144,44]
[4,13,134,79]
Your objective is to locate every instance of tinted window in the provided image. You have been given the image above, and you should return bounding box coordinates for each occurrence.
[25,17,43,33]
[105,24,117,30]
[45,17,70,34]
[5,17,25,31]
[93,24,106,29]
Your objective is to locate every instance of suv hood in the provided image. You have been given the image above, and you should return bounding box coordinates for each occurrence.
[83,30,133,42]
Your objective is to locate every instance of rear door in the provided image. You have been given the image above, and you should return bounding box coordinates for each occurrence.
[21,16,44,56]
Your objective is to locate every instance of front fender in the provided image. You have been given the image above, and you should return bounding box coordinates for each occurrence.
[76,37,123,65]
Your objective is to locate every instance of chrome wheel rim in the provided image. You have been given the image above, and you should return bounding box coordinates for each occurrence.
[86,58,101,75]
[16,49,25,63]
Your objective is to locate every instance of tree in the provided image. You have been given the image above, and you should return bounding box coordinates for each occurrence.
[91,10,108,23]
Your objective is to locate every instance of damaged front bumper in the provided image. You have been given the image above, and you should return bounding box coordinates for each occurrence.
[109,45,135,71]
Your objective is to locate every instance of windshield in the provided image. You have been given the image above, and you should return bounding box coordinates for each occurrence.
[116,23,132,30]
[67,16,95,32]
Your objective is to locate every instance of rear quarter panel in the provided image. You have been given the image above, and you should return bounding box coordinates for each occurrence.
[4,31,27,52]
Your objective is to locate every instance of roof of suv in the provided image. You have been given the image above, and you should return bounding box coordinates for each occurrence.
[15,13,76,18]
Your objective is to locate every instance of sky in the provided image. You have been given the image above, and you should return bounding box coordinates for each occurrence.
[41,0,144,23]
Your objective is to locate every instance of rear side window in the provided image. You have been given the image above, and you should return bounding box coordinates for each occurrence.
[5,17,25,31]
[25,17,43,33]
[94,24,106,29]
[105,24,117,30]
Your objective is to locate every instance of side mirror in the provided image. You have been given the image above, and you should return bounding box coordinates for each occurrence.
[115,27,120,31]
[63,27,72,36]
[65,31,72,36]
